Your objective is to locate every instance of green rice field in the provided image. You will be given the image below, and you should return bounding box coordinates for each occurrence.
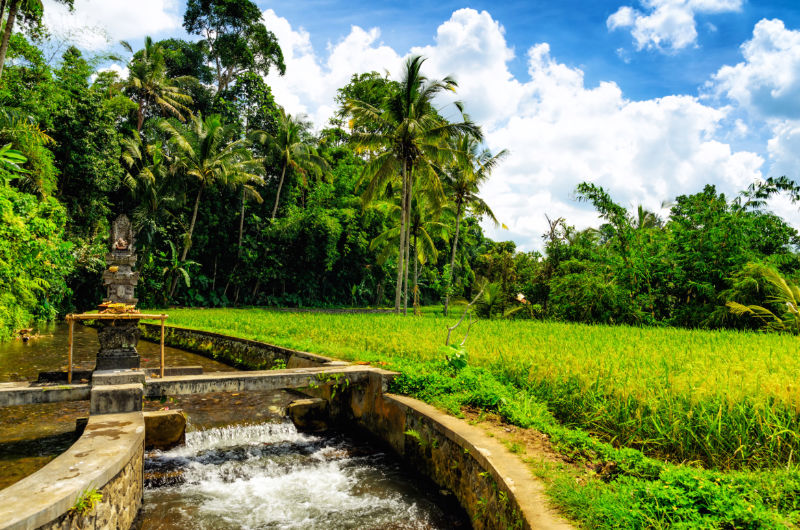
[164,307,800,471]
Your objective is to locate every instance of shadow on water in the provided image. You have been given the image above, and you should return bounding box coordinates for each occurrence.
[0,322,236,490]
[0,400,89,489]
[0,322,235,383]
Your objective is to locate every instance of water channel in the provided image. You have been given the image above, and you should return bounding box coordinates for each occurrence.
[0,324,470,528]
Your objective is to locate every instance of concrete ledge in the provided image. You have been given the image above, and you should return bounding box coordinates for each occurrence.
[144,365,394,398]
[90,383,143,415]
[145,366,203,377]
[384,395,572,530]
[0,412,145,530]
[92,370,145,386]
[139,323,338,369]
[0,382,90,407]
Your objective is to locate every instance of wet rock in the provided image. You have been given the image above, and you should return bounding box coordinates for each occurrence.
[144,410,186,450]
[287,398,329,432]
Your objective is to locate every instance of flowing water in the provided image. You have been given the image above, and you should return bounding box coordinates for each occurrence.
[2,326,469,528]
[140,421,469,529]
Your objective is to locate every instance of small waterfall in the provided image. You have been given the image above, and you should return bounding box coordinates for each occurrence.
[142,422,466,529]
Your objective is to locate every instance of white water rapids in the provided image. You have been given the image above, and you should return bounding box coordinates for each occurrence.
[141,422,467,529]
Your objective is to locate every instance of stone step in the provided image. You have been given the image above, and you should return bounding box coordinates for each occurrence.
[90,383,143,415]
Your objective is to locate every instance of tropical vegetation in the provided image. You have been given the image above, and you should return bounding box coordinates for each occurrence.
[4,0,800,526]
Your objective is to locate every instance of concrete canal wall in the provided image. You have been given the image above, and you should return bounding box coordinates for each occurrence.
[0,412,144,530]
[139,323,340,369]
[300,372,571,530]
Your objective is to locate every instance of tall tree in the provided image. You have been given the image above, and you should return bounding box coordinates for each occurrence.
[442,133,505,315]
[183,0,285,94]
[253,108,328,220]
[0,0,72,80]
[346,55,481,313]
[160,112,262,297]
[122,37,194,131]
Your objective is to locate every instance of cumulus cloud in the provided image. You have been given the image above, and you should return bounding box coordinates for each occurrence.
[262,9,401,127]
[709,19,800,184]
[608,0,742,52]
[712,19,800,120]
[262,7,769,250]
[43,0,182,51]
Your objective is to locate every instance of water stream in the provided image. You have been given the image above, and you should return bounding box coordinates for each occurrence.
[0,322,234,382]
[2,325,470,528]
[141,421,469,529]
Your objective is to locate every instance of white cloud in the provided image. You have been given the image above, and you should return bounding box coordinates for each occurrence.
[43,0,182,51]
[608,0,742,52]
[260,8,769,250]
[712,19,800,120]
[708,19,800,183]
[262,9,401,127]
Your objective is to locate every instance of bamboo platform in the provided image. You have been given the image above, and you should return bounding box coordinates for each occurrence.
[64,313,168,383]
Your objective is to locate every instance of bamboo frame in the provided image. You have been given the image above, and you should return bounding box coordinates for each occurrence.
[65,313,168,383]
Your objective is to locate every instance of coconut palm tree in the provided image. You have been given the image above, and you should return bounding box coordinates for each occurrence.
[633,205,662,230]
[442,133,506,315]
[727,265,800,334]
[371,194,449,312]
[346,55,481,313]
[160,113,263,297]
[122,37,194,131]
[252,109,328,220]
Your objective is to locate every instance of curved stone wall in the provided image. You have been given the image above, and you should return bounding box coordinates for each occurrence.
[304,374,573,529]
[0,412,144,530]
[139,323,340,369]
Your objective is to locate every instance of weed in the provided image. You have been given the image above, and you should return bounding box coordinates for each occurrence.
[69,488,102,515]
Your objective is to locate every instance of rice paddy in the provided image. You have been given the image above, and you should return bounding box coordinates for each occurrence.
[164,307,800,470]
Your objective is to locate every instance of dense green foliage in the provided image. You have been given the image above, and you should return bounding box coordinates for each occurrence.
[0,185,73,339]
[4,0,800,524]
[2,0,799,334]
[165,308,800,527]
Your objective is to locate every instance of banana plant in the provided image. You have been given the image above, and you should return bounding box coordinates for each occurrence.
[0,143,28,184]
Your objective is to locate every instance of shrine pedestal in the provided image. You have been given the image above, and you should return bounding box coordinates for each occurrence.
[95,319,141,370]
[96,215,141,371]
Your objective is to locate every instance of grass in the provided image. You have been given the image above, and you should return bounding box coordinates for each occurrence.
[164,306,800,470]
[160,306,800,527]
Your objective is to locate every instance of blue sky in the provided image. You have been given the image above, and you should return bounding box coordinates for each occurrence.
[259,0,800,99]
[42,0,800,250]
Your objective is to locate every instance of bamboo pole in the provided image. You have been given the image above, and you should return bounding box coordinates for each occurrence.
[67,316,73,384]
[160,315,165,379]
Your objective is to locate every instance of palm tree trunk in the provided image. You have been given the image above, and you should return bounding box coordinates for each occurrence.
[0,0,20,81]
[271,161,287,220]
[394,162,408,313]
[413,231,419,314]
[238,186,246,257]
[403,173,412,315]
[170,181,204,297]
[136,102,145,132]
[443,202,463,316]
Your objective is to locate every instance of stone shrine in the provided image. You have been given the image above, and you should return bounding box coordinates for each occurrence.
[96,215,141,370]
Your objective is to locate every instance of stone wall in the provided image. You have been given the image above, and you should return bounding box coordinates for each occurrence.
[43,443,143,530]
[139,323,339,370]
[0,412,145,530]
[304,373,571,530]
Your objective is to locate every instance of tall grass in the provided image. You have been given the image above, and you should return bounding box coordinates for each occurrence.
[165,308,800,470]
